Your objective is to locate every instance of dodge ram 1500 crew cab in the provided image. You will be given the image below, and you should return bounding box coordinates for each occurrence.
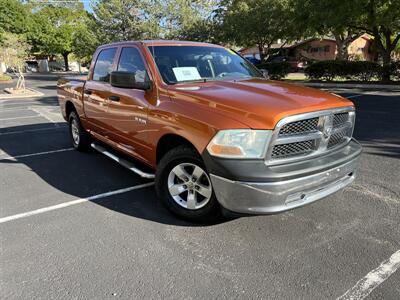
[57,40,362,221]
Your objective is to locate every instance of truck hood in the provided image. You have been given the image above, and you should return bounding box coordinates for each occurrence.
[168,78,353,129]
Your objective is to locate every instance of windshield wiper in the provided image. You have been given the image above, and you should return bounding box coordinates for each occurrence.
[172,78,207,84]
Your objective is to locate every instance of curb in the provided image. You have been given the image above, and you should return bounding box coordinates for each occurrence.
[0,88,44,100]
[292,82,400,90]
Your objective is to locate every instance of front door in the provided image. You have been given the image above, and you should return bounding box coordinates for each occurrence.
[104,46,152,163]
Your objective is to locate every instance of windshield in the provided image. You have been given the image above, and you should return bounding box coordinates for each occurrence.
[148,45,263,84]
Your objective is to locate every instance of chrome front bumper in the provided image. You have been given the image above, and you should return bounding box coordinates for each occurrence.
[210,151,360,214]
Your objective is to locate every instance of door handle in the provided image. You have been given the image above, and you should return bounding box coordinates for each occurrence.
[108,95,120,102]
[84,89,92,95]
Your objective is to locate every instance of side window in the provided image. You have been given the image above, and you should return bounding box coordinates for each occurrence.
[93,48,117,82]
[117,47,147,83]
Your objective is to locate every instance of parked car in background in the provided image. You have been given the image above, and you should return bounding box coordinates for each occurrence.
[244,56,261,65]
[57,40,362,222]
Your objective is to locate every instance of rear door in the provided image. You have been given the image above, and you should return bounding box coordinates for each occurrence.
[104,46,152,163]
[84,47,117,135]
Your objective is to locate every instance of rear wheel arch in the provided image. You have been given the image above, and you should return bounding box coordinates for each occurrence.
[65,101,76,119]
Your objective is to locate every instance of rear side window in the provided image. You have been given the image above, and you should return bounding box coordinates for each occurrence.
[117,47,147,83]
[93,48,116,82]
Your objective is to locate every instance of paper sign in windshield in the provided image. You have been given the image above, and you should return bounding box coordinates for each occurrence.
[172,67,201,82]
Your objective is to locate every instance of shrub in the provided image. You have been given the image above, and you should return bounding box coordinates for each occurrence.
[256,62,291,80]
[305,60,381,81]
[0,74,12,81]
[385,62,400,81]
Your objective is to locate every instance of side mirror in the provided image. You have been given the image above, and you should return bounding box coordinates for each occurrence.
[110,71,151,90]
[260,69,269,79]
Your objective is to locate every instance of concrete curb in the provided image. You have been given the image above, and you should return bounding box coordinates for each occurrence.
[0,88,44,100]
[292,82,400,90]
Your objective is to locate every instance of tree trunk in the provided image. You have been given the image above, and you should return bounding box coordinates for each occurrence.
[381,50,392,82]
[258,44,266,62]
[62,53,69,72]
[335,39,349,60]
[334,32,362,61]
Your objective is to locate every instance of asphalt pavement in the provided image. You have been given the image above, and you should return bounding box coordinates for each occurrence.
[0,76,399,299]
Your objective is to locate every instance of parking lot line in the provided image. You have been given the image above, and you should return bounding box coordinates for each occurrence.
[337,250,400,300]
[0,182,155,224]
[0,107,34,112]
[0,125,67,135]
[30,107,61,126]
[0,115,41,121]
[0,148,74,160]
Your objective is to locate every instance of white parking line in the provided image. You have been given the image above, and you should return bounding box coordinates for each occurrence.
[0,125,67,135]
[0,182,155,224]
[0,115,41,121]
[30,107,61,126]
[0,107,33,112]
[337,250,400,300]
[0,148,74,160]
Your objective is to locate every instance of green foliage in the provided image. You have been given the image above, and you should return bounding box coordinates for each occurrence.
[382,62,400,81]
[256,62,291,80]
[221,0,294,60]
[0,0,32,34]
[91,0,161,43]
[161,0,218,39]
[0,32,31,77]
[351,0,400,80]
[0,74,12,81]
[304,60,400,81]
[289,0,363,60]
[27,3,96,70]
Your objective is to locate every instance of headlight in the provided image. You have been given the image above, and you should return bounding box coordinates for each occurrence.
[206,129,272,159]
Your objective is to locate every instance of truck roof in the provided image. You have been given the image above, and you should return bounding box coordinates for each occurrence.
[99,40,223,48]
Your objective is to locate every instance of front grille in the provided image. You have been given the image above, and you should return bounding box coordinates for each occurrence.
[279,118,318,136]
[271,140,314,158]
[333,112,349,127]
[328,127,349,148]
[266,108,355,165]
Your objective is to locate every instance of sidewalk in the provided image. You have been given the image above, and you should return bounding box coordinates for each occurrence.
[297,81,400,90]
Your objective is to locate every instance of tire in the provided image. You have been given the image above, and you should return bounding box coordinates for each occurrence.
[68,111,91,152]
[155,146,220,222]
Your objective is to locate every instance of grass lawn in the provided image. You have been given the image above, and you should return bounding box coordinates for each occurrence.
[284,73,307,81]
[283,72,399,84]
[0,74,12,81]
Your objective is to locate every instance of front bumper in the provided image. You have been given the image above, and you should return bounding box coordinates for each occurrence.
[206,139,362,214]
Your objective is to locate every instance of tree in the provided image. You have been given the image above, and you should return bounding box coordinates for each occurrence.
[72,17,99,70]
[351,0,400,80]
[0,0,32,35]
[28,2,89,71]
[220,0,294,61]
[160,0,217,39]
[290,0,363,60]
[91,0,163,43]
[0,32,31,90]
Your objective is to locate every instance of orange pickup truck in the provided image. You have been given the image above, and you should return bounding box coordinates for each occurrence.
[57,40,362,221]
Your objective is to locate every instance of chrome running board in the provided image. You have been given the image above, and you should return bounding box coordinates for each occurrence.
[91,143,155,179]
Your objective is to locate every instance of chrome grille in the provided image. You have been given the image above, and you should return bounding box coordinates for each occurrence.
[271,140,314,158]
[333,112,349,127]
[279,118,318,136]
[328,126,350,148]
[267,108,355,165]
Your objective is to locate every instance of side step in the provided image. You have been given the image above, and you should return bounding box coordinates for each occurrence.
[91,143,155,179]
